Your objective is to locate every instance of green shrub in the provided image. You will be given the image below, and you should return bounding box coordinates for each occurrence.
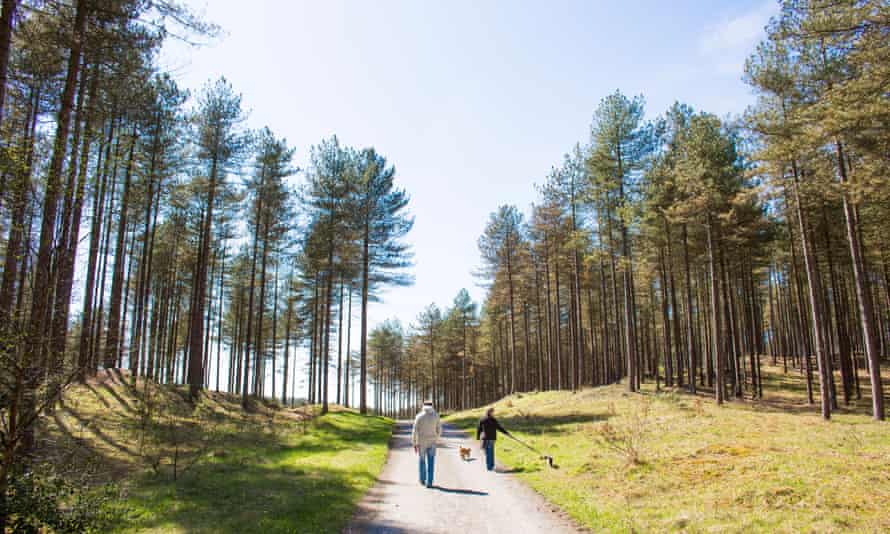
[5,467,122,533]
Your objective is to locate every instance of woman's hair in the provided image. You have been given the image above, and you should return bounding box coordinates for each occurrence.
[486,407,494,416]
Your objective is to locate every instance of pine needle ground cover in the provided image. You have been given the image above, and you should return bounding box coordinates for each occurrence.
[36,371,392,533]
[446,365,890,533]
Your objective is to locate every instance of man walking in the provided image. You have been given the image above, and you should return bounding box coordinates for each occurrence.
[476,407,510,472]
[411,400,442,488]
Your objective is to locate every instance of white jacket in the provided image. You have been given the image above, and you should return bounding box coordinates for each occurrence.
[411,406,442,450]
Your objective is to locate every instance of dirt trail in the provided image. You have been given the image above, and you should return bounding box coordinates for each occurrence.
[346,421,582,533]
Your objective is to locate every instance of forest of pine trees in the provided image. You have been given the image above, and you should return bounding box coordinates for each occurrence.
[0,1,415,520]
[363,1,889,424]
[0,0,888,528]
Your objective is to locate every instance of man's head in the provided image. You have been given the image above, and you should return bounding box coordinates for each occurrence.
[486,407,494,417]
[423,400,433,408]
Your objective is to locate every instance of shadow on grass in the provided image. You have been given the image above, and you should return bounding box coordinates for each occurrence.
[655,364,890,418]
[99,380,137,415]
[267,411,396,456]
[122,461,379,534]
[447,412,612,437]
[82,383,113,410]
[494,466,526,474]
[737,365,887,417]
[56,406,141,458]
[38,379,393,534]
[43,409,135,481]
[109,410,392,533]
[51,389,389,469]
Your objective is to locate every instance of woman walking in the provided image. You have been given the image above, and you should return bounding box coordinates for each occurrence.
[476,407,510,471]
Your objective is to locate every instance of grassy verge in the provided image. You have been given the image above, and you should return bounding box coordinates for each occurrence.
[37,371,392,533]
[446,364,890,533]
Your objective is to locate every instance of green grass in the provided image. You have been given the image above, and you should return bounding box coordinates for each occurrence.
[446,364,890,533]
[38,371,392,533]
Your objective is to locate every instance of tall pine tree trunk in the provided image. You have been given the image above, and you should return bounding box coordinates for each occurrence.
[682,224,697,393]
[0,86,39,326]
[254,232,269,398]
[27,0,88,368]
[282,294,293,405]
[835,141,884,420]
[188,153,219,399]
[105,131,137,369]
[49,61,91,376]
[322,230,335,414]
[791,163,832,419]
[506,251,518,393]
[543,237,554,389]
[706,214,723,404]
[0,0,19,127]
[345,285,352,408]
[78,116,116,378]
[337,278,344,404]
[665,220,684,387]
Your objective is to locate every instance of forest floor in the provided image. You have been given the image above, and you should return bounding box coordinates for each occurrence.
[446,364,890,533]
[34,370,392,533]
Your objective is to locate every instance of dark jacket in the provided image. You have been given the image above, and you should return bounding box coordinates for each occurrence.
[476,415,509,441]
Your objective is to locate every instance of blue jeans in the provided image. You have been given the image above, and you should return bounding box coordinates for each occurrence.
[483,440,495,471]
[418,445,436,487]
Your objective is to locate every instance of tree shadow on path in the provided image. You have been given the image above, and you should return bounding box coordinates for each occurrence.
[429,485,488,496]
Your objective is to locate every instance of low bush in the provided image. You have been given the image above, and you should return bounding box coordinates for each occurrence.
[593,398,653,465]
[5,467,122,533]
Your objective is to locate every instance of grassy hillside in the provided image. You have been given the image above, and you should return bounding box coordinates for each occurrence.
[35,371,392,533]
[447,365,890,533]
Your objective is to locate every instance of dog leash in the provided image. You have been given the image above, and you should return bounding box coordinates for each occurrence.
[503,433,556,468]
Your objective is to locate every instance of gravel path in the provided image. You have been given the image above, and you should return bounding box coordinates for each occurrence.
[346,421,583,534]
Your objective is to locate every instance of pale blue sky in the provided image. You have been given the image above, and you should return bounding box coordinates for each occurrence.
[160,0,777,397]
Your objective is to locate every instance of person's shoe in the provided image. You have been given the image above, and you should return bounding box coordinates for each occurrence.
[426,483,433,488]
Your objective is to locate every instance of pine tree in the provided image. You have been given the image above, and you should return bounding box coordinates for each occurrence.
[354,147,414,414]
[478,205,525,394]
[188,77,246,400]
[587,91,653,392]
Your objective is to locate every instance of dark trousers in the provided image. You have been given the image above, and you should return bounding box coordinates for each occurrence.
[483,440,495,471]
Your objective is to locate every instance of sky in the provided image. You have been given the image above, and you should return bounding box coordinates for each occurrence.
[159,0,779,397]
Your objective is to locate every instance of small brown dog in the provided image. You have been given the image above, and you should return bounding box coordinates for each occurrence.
[459,446,472,461]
